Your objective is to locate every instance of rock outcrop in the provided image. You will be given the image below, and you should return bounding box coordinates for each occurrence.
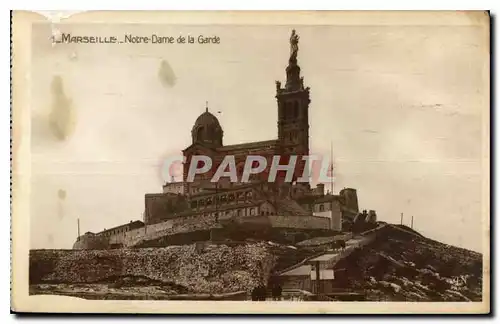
[332,225,483,301]
[30,242,277,294]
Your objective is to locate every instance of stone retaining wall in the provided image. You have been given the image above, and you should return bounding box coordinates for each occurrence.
[77,214,331,249]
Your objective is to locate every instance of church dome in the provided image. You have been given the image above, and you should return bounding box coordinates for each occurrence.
[191,109,223,147]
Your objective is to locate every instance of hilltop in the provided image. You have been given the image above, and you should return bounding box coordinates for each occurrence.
[29,222,483,301]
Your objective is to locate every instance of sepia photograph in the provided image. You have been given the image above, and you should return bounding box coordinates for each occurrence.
[11,10,490,314]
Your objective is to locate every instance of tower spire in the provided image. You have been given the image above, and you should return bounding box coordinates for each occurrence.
[285,29,303,91]
[275,30,311,185]
[205,101,208,112]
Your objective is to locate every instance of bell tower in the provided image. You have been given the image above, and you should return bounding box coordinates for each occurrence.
[276,30,311,164]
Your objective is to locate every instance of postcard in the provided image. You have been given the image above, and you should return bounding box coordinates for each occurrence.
[11,10,490,314]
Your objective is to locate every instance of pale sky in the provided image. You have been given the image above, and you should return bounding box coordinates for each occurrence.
[29,22,488,252]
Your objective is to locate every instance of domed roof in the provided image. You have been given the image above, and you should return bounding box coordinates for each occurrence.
[191,108,223,147]
[192,109,222,131]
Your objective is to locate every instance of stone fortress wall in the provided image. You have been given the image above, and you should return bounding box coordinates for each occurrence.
[74,212,332,250]
[73,185,369,250]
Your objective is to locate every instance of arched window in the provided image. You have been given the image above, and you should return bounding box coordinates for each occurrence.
[319,204,325,212]
[284,102,290,119]
[196,127,204,141]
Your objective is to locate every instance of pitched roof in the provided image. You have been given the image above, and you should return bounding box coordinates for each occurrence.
[216,139,278,152]
[97,220,145,235]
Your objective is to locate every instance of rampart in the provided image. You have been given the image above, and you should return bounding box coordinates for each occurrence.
[74,213,332,249]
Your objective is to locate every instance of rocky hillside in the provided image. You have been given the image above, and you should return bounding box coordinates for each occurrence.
[30,242,277,295]
[332,225,483,301]
[29,223,483,301]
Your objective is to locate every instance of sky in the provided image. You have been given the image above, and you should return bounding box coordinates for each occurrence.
[29,22,488,252]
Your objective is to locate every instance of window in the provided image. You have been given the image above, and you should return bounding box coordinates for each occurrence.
[284,102,291,119]
[196,127,204,140]
[319,204,325,212]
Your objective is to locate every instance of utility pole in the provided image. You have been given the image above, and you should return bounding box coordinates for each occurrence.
[330,141,334,195]
[330,141,334,230]
[213,182,218,241]
[204,182,231,241]
[206,183,219,241]
[400,212,403,225]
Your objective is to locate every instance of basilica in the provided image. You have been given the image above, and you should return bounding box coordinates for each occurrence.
[74,30,373,250]
[144,30,359,228]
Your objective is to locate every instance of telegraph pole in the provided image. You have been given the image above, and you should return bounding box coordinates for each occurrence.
[330,141,334,230]
[330,141,334,195]
[213,182,218,241]
[205,182,229,241]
